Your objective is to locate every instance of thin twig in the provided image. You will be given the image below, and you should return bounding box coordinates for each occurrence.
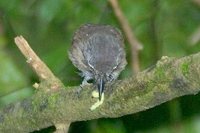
[14,36,56,81]
[193,0,200,6]
[189,0,200,45]
[108,0,143,73]
[189,25,200,45]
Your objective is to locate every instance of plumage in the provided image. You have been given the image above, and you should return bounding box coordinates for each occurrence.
[68,24,127,100]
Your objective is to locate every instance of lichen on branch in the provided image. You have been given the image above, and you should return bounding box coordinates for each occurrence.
[0,36,200,132]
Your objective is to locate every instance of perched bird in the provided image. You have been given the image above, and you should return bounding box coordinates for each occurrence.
[68,24,127,109]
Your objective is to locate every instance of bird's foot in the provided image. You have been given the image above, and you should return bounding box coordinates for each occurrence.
[76,80,92,97]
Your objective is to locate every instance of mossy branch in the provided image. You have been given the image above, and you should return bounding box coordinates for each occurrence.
[15,36,56,81]
[14,36,63,92]
[1,36,200,132]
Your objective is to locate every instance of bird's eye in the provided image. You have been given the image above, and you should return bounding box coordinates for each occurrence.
[87,79,94,83]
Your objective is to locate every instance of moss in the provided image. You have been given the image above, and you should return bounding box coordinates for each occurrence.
[154,67,165,80]
[21,99,32,112]
[31,91,47,111]
[0,114,4,123]
[31,98,40,111]
[169,78,189,93]
[181,62,190,76]
[47,93,59,108]
[31,92,60,112]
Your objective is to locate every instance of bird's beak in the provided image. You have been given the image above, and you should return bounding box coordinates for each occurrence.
[97,76,105,101]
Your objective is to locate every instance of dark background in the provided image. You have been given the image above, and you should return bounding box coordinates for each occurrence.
[0,0,200,133]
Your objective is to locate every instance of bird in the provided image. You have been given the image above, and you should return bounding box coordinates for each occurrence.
[68,24,127,109]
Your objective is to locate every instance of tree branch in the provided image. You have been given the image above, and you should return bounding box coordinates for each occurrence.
[54,123,71,133]
[1,36,200,132]
[12,36,68,132]
[189,25,200,45]
[15,36,55,81]
[108,0,143,73]
[193,0,200,6]
[14,36,63,91]
[0,37,200,133]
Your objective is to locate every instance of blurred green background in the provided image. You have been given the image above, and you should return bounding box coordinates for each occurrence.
[0,0,200,133]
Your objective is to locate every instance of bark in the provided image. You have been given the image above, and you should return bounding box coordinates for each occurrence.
[0,47,200,132]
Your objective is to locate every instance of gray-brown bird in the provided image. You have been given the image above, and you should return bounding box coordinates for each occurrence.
[68,24,127,104]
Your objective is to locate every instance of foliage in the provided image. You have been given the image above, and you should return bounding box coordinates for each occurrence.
[0,0,200,132]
